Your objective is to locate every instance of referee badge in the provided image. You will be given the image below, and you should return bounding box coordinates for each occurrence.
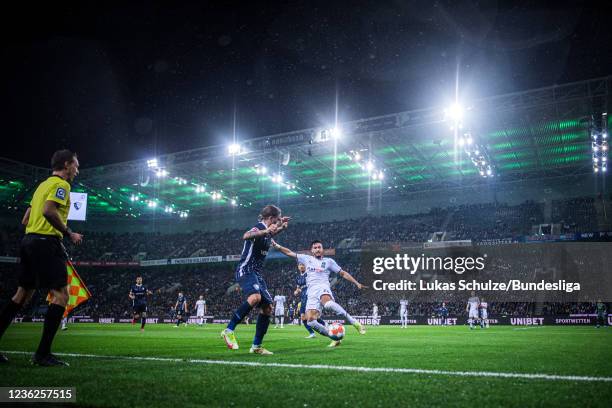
[56,187,66,200]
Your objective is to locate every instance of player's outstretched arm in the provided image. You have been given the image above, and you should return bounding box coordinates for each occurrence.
[339,270,367,290]
[271,240,297,258]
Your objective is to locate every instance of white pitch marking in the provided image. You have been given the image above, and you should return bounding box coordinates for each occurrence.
[2,350,611,383]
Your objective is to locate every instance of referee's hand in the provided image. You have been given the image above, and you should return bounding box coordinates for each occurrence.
[69,232,83,245]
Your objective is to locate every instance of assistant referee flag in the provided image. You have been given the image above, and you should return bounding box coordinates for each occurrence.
[47,261,91,318]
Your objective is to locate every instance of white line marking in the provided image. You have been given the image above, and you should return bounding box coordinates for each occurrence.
[3,350,611,383]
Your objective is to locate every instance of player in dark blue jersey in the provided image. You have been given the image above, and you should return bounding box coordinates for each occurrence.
[221,205,290,355]
[439,302,449,326]
[174,292,189,327]
[294,263,316,338]
[129,276,152,332]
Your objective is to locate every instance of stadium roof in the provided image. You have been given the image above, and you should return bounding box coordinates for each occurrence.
[1,76,610,220]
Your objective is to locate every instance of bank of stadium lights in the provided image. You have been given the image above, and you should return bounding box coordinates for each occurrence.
[146,200,157,208]
[147,158,158,169]
[459,132,495,178]
[230,198,237,206]
[194,185,206,193]
[228,143,242,156]
[592,113,608,174]
[155,169,168,178]
[175,177,188,185]
[371,170,385,181]
[211,191,221,200]
[179,211,189,218]
[272,173,283,184]
[130,194,138,202]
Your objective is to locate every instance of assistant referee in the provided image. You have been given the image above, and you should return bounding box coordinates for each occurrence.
[0,150,83,366]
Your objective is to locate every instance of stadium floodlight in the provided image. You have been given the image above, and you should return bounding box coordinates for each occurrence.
[330,127,342,139]
[272,174,283,183]
[365,161,374,172]
[130,194,137,202]
[486,168,492,176]
[228,143,242,155]
[231,198,237,206]
[458,138,465,147]
[354,152,361,161]
[147,158,158,168]
[156,169,168,178]
[147,200,157,208]
[378,171,384,180]
[444,103,464,123]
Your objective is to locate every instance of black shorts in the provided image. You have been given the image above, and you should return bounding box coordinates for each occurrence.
[133,303,147,314]
[18,234,68,290]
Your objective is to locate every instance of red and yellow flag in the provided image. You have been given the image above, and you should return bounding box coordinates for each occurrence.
[47,261,91,318]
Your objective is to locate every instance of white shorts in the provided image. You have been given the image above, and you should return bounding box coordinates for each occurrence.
[469,309,479,319]
[400,310,408,317]
[197,310,205,318]
[480,310,488,319]
[275,308,284,317]
[306,285,334,312]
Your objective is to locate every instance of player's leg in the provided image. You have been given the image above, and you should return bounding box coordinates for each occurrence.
[0,287,35,340]
[321,294,365,335]
[33,284,69,366]
[301,311,315,337]
[251,284,273,355]
[140,309,147,331]
[306,309,331,337]
[223,274,260,344]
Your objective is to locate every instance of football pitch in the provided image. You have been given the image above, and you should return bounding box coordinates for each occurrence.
[1,323,611,407]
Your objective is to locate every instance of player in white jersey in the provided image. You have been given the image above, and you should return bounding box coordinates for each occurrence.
[399,299,409,328]
[479,298,489,328]
[272,239,367,348]
[372,304,379,320]
[195,295,207,326]
[273,294,286,328]
[466,291,480,329]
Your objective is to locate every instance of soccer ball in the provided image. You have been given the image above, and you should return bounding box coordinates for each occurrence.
[328,322,345,340]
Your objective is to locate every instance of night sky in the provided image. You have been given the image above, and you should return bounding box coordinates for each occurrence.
[2,1,611,168]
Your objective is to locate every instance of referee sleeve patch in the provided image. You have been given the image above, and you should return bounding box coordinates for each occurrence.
[55,187,66,200]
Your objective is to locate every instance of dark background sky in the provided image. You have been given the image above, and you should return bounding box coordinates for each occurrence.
[1,1,611,168]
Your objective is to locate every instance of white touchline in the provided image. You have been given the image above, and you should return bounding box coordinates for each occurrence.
[2,350,611,383]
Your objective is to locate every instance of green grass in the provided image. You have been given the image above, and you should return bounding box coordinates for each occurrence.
[1,323,611,407]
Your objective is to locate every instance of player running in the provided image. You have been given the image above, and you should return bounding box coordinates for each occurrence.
[129,276,152,332]
[220,205,290,355]
[174,292,189,327]
[273,293,286,328]
[195,295,207,326]
[399,299,408,328]
[273,239,367,348]
[479,298,489,328]
[466,291,480,330]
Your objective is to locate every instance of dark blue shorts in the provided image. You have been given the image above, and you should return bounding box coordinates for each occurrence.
[133,303,147,314]
[238,273,272,305]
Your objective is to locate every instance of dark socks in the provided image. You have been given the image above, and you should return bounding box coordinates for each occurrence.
[303,319,315,334]
[141,317,146,329]
[252,314,271,346]
[227,301,254,331]
[36,304,65,356]
[0,301,21,339]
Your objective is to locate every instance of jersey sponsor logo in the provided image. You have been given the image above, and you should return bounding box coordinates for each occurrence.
[56,187,66,200]
[253,284,260,291]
